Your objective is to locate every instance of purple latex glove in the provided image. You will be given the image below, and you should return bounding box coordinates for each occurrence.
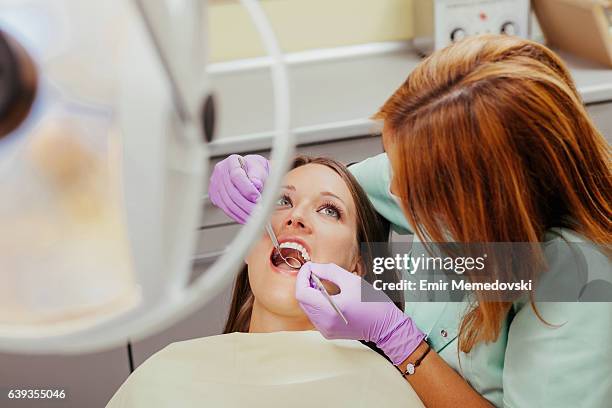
[296,262,426,365]
[208,154,270,224]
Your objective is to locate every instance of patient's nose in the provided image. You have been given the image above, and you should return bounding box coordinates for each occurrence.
[286,216,305,228]
[284,212,311,232]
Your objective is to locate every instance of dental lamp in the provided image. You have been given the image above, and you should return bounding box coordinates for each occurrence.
[0,0,294,354]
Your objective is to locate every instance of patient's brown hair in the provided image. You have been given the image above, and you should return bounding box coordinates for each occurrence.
[224,155,399,334]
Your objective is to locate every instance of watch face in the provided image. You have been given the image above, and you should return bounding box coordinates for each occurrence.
[406,364,415,375]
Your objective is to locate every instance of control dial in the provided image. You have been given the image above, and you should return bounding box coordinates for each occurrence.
[500,22,517,36]
[450,28,467,43]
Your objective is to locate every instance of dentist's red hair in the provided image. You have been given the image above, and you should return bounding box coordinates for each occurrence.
[375,34,612,352]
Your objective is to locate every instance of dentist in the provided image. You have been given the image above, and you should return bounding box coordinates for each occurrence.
[209,35,612,407]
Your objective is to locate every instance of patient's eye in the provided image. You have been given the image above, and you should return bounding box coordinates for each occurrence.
[318,201,342,220]
[276,194,292,208]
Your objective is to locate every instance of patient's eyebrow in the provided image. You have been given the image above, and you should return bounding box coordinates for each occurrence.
[320,191,346,206]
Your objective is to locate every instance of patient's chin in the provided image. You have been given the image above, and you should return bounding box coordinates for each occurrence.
[248,260,312,323]
[265,291,305,317]
[252,278,306,318]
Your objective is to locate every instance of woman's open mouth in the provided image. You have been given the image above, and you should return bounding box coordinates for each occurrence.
[269,241,311,274]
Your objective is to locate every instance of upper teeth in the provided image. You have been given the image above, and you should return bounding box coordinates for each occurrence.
[279,241,311,261]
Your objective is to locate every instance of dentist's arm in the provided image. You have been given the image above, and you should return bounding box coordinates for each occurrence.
[295,262,493,408]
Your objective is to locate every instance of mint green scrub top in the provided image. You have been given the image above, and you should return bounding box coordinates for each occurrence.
[349,153,612,407]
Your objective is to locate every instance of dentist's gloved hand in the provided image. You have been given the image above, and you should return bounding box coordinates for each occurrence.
[208,154,270,224]
[296,262,426,365]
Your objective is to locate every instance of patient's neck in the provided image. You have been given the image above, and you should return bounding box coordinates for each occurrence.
[249,299,314,333]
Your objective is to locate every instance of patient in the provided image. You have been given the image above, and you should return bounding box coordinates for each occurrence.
[225,155,400,335]
[106,156,423,408]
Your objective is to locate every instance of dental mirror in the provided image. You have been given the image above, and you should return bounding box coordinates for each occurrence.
[280,253,302,269]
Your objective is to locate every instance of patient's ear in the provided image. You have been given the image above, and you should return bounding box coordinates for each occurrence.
[352,256,366,277]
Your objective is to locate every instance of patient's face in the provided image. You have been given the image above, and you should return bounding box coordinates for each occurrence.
[245,163,361,324]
